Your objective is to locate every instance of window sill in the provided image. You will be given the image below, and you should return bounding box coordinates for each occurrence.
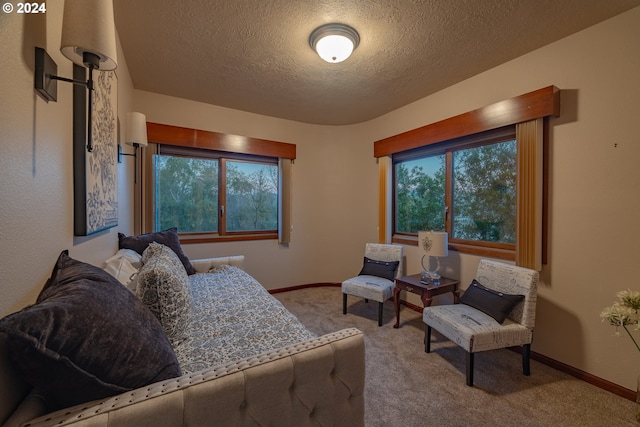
[179,232,278,245]
[392,235,515,261]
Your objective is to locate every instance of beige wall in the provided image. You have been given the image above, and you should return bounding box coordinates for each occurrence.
[1,3,638,393]
[0,2,136,314]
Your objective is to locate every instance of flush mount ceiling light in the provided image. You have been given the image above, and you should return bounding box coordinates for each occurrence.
[309,23,360,63]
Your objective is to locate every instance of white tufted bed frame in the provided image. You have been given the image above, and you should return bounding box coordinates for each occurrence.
[0,257,365,427]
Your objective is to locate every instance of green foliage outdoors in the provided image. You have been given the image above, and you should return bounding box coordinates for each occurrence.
[453,140,516,243]
[396,155,446,233]
[395,139,516,243]
[155,156,277,233]
[225,161,278,231]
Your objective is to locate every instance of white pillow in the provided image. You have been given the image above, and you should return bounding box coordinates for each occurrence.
[110,248,143,268]
[104,249,143,290]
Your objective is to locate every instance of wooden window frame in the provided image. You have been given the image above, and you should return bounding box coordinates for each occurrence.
[391,129,518,258]
[141,123,295,244]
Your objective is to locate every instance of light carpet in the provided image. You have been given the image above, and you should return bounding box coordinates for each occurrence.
[274,286,637,427]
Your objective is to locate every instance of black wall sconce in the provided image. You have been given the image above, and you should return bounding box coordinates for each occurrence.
[34,0,118,152]
[118,112,149,183]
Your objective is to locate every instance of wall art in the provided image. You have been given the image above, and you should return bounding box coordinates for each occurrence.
[73,64,118,235]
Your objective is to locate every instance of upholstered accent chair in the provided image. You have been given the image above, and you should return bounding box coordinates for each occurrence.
[342,243,404,326]
[423,259,538,386]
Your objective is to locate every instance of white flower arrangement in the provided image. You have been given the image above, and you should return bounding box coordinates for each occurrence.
[601,289,640,353]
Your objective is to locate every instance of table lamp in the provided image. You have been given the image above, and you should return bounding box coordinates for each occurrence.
[419,231,448,284]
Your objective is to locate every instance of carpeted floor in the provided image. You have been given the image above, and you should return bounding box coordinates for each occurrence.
[274,286,637,427]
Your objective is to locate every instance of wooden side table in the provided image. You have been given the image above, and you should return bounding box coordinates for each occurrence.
[393,274,460,328]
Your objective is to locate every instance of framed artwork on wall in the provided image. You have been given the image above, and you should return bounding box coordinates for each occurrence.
[73,64,118,236]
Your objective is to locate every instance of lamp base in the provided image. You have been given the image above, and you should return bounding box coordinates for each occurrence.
[420,270,441,285]
[421,255,442,284]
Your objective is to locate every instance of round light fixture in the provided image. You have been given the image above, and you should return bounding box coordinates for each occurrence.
[309,23,360,63]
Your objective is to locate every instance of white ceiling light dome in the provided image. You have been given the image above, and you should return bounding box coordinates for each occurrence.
[309,23,360,63]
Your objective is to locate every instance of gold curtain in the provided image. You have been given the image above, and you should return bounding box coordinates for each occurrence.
[279,158,293,244]
[378,156,392,244]
[516,118,544,270]
[138,142,158,235]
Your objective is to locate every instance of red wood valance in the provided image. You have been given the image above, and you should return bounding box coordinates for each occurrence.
[147,122,296,159]
[374,86,560,157]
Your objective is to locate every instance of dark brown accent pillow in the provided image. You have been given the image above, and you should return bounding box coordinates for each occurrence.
[0,251,182,410]
[358,257,399,281]
[118,227,196,275]
[459,279,524,324]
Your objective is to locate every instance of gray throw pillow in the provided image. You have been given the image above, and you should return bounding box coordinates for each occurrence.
[358,256,399,281]
[0,251,182,411]
[136,243,193,347]
[459,279,524,324]
[118,228,196,275]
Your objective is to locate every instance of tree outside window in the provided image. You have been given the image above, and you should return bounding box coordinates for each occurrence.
[226,161,278,232]
[452,140,516,244]
[393,137,516,246]
[395,155,445,233]
[154,154,278,235]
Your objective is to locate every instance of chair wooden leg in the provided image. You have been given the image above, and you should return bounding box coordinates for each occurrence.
[342,293,347,315]
[378,302,383,326]
[466,352,474,386]
[523,344,531,376]
[425,326,432,353]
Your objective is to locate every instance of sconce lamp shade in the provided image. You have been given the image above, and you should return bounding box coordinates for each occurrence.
[125,112,148,147]
[418,231,449,258]
[309,23,360,63]
[60,0,118,70]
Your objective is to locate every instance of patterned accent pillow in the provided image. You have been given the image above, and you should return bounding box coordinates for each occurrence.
[358,256,399,281]
[0,251,181,410]
[460,279,524,324]
[137,243,193,347]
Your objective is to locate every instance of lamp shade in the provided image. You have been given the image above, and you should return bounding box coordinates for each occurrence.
[418,231,449,258]
[60,0,118,70]
[125,112,148,147]
[309,24,360,63]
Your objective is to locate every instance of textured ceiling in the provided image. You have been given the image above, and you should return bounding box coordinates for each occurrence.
[113,0,639,125]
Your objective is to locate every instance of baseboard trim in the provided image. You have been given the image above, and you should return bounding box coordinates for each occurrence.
[526,350,635,401]
[270,284,635,402]
[269,282,341,294]
[396,298,635,402]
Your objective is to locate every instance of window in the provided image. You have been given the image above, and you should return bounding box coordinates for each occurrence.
[395,154,446,233]
[155,155,219,233]
[393,128,517,253]
[451,139,516,244]
[377,86,557,267]
[153,146,278,238]
[137,122,295,244]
